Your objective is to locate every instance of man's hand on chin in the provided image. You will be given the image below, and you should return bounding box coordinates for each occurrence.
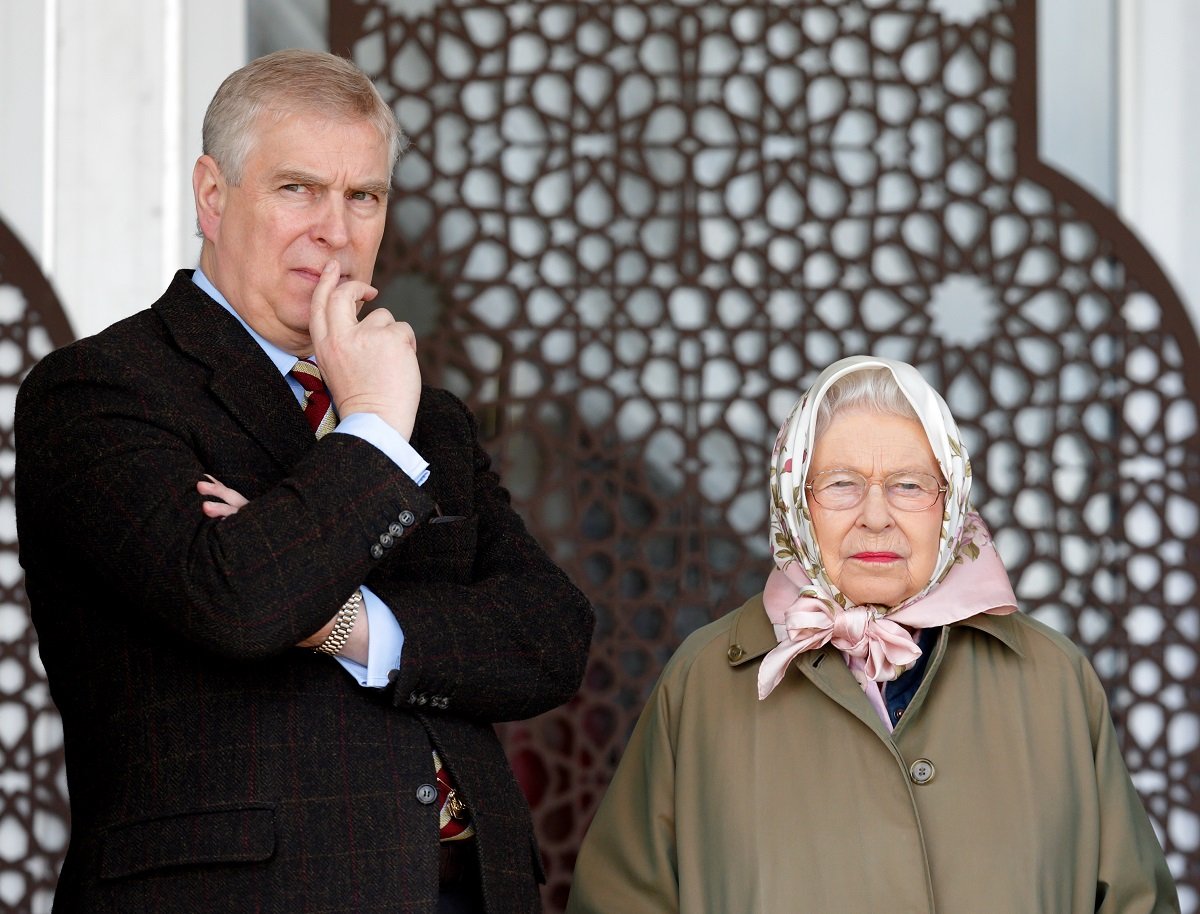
[308,260,422,440]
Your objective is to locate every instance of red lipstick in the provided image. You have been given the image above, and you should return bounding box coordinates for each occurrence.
[852,552,900,563]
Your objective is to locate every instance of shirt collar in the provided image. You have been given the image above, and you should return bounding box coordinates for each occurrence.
[191,269,301,378]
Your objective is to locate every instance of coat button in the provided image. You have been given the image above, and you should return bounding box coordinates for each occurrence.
[388,522,404,537]
[909,758,935,785]
[416,783,438,805]
[398,510,416,526]
[379,532,394,548]
[370,543,384,559]
[726,644,745,663]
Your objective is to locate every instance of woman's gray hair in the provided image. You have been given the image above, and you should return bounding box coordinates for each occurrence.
[813,367,920,439]
[202,49,406,185]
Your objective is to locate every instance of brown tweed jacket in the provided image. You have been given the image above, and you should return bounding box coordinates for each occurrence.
[15,271,594,913]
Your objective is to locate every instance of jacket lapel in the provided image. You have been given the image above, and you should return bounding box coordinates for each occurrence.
[151,270,316,469]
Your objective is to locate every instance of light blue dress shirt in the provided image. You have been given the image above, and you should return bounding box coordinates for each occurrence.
[192,269,414,687]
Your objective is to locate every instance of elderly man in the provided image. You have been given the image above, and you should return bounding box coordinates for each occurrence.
[16,49,593,914]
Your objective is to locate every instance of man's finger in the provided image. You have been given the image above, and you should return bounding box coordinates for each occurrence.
[307,260,343,343]
[319,279,379,342]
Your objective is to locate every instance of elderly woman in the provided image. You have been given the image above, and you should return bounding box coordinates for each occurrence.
[567,356,1178,913]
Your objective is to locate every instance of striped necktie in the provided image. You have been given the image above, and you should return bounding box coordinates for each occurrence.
[434,750,474,841]
[289,360,337,438]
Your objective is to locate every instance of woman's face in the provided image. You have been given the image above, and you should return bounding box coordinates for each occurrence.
[807,410,945,608]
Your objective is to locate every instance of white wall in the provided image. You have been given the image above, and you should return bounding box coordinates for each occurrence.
[0,0,246,339]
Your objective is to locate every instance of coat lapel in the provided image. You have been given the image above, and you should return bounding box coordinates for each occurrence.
[151,270,316,468]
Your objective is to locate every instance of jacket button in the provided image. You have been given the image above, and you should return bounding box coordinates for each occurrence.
[726,644,745,663]
[416,783,438,805]
[379,532,394,548]
[388,522,404,537]
[398,510,416,526]
[909,758,935,785]
[370,544,384,559]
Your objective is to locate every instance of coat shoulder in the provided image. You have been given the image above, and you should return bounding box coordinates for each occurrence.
[19,307,163,405]
[1004,611,1094,670]
[659,595,764,686]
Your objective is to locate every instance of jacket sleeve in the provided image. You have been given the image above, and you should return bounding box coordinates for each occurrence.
[566,669,681,914]
[16,340,436,660]
[369,390,595,722]
[1084,661,1181,913]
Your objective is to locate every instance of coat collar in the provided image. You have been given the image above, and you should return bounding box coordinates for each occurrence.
[950,610,1026,657]
[152,270,315,467]
[725,592,778,667]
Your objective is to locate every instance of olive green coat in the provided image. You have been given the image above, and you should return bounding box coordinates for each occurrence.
[568,594,1178,914]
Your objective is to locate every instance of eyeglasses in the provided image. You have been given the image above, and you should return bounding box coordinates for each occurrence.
[805,469,946,512]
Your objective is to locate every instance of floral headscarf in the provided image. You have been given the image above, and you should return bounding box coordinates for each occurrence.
[758,356,1018,726]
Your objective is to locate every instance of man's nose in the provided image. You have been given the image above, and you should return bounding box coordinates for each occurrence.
[313,196,351,248]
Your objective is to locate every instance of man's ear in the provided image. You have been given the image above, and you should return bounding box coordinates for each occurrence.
[193,155,226,241]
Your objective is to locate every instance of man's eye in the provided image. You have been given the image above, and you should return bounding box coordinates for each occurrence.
[282,184,306,193]
[349,191,377,202]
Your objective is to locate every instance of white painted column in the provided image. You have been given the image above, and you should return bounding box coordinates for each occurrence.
[0,2,53,266]
[1117,0,1200,330]
[0,0,245,340]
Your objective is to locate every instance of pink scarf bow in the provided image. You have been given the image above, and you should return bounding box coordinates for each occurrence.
[770,600,923,684]
[758,530,1019,728]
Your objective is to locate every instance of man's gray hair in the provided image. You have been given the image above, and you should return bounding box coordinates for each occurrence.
[813,367,919,439]
[202,49,406,185]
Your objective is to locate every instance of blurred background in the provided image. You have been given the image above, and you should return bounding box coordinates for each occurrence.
[0,0,1197,911]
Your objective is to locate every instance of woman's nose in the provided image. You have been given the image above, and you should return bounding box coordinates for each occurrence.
[857,481,894,527]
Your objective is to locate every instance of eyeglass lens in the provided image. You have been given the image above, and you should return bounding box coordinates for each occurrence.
[809,471,943,511]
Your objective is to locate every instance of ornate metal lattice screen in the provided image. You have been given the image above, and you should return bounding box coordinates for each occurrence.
[0,217,73,912]
[335,0,1200,908]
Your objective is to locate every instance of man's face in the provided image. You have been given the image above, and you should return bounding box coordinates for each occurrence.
[197,111,392,355]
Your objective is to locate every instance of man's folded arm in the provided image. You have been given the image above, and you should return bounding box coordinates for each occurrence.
[367,397,595,723]
[16,344,434,660]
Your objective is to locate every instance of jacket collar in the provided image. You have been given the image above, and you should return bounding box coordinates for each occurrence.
[152,270,315,467]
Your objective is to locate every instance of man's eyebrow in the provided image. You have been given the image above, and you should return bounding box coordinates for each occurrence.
[269,169,390,197]
[353,180,392,197]
[270,169,325,186]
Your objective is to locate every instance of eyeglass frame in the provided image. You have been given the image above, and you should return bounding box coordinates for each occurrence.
[804,468,948,512]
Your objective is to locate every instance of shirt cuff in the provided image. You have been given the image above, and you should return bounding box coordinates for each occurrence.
[333,413,430,485]
[334,585,405,688]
